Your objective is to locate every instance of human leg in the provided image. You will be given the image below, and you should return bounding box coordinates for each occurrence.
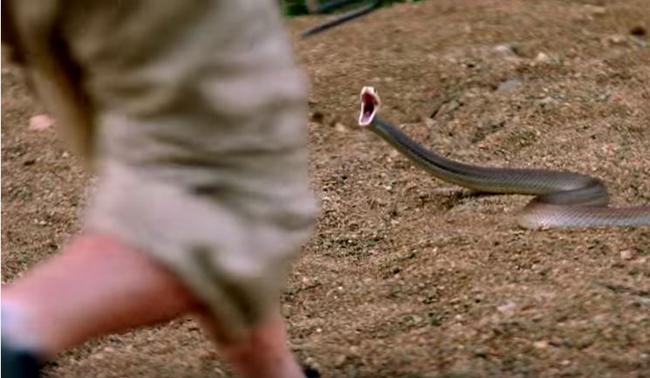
[2,233,201,359]
[2,232,313,378]
[198,312,310,378]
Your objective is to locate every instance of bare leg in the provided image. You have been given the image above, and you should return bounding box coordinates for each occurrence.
[2,233,201,357]
[198,313,306,378]
[2,233,307,378]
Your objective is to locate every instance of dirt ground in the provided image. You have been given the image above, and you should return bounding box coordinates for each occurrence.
[2,1,649,377]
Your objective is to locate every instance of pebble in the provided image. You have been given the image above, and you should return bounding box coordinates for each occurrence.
[334,122,347,133]
[605,34,627,45]
[497,301,517,316]
[493,43,520,57]
[534,52,551,63]
[29,114,55,131]
[620,250,634,260]
[497,78,522,92]
[538,96,555,106]
[583,5,606,16]
[534,340,549,349]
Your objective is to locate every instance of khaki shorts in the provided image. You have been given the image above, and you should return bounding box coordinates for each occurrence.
[3,0,318,340]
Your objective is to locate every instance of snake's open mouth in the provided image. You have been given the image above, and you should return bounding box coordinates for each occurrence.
[359,86,380,127]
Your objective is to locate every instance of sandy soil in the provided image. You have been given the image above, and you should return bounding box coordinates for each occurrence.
[2,1,649,377]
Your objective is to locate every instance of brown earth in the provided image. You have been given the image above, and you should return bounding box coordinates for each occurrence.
[2,1,649,377]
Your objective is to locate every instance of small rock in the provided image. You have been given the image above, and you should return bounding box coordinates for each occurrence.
[473,348,489,358]
[445,99,463,112]
[29,114,55,130]
[411,315,423,324]
[534,340,549,349]
[493,43,520,56]
[534,52,551,63]
[597,93,611,102]
[583,5,606,16]
[334,123,347,133]
[606,34,627,45]
[494,44,513,54]
[620,250,634,260]
[334,354,347,367]
[538,96,555,106]
[497,79,522,92]
[497,301,517,316]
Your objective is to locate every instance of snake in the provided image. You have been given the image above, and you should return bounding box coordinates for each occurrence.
[358,86,650,229]
[301,0,380,38]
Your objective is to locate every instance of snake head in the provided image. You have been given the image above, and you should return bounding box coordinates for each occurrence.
[359,86,381,127]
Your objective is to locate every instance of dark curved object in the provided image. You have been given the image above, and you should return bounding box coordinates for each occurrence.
[317,0,366,13]
[301,0,380,38]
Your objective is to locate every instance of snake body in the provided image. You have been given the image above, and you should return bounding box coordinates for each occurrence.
[358,86,650,229]
[301,0,380,38]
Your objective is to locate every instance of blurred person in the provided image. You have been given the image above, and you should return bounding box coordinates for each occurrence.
[1,1,319,377]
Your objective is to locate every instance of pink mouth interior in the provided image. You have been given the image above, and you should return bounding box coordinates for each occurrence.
[359,92,378,125]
